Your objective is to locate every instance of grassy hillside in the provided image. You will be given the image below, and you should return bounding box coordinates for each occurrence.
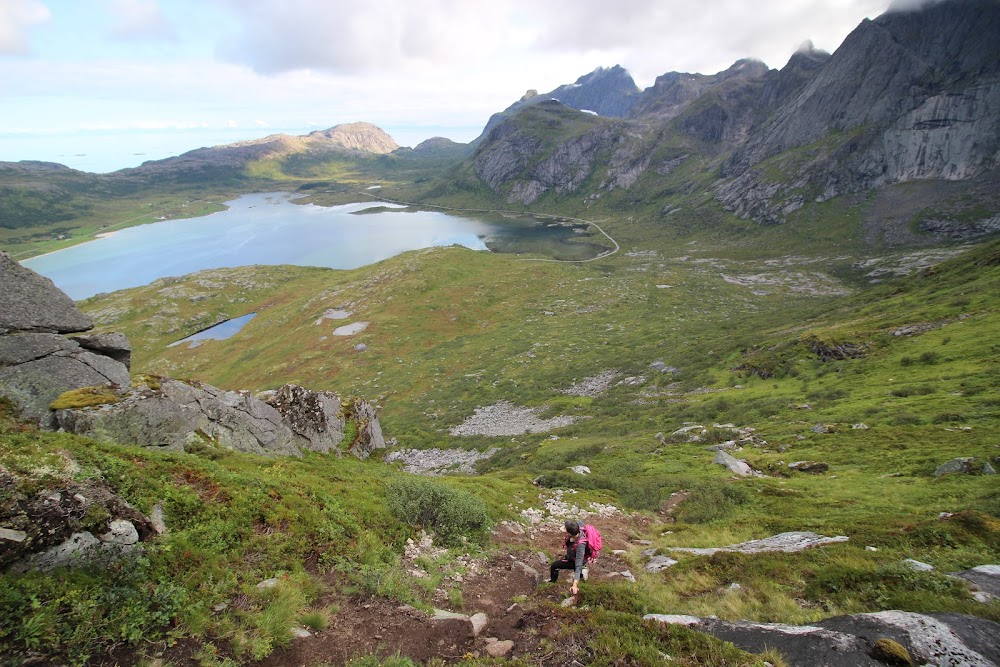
[26,219,991,663]
[2,100,1000,666]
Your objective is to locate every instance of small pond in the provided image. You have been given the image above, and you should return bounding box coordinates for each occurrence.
[167,313,257,348]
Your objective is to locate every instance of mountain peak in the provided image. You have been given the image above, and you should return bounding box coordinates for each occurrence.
[307,122,399,154]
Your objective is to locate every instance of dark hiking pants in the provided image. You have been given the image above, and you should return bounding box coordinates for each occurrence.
[550,558,576,582]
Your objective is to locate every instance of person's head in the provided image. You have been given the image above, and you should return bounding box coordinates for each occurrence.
[564,519,581,536]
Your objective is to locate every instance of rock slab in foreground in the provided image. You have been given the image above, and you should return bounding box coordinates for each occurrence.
[645,610,1000,667]
[261,383,344,453]
[669,531,848,556]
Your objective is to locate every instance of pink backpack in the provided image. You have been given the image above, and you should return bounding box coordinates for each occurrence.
[583,524,602,562]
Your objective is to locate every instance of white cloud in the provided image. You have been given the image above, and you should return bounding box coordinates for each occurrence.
[213,0,534,74]
[0,0,51,55]
[107,0,176,41]
[209,0,889,84]
[529,0,889,82]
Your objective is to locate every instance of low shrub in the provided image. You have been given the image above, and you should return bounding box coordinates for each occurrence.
[385,478,491,545]
[678,481,751,524]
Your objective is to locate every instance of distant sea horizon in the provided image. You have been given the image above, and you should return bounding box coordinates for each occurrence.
[0,124,483,174]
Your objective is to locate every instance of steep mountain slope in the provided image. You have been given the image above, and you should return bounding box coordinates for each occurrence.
[718,0,1000,222]
[476,65,642,143]
[449,0,1000,235]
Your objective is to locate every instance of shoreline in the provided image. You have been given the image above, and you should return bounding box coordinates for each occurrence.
[21,230,119,263]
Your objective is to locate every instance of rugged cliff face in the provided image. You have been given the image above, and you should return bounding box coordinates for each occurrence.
[719,0,1000,223]
[466,0,999,228]
[472,101,655,205]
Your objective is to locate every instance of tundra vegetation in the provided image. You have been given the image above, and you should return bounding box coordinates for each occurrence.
[2,4,1000,661]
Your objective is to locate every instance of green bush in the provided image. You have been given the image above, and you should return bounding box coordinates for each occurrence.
[385,478,491,545]
[804,562,972,614]
[678,481,751,524]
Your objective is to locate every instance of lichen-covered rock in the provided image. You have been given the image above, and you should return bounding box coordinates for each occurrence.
[0,251,94,334]
[262,383,344,453]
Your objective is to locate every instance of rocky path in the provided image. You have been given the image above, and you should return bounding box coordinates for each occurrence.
[252,511,649,666]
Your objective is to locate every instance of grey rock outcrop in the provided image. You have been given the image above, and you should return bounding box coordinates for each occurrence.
[0,255,132,425]
[0,251,94,334]
[669,532,849,556]
[644,610,1000,667]
[952,564,1000,602]
[473,101,653,204]
[788,461,829,474]
[69,332,131,369]
[712,450,754,477]
[719,0,1000,224]
[54,379,301,456]
[935,457,979,476]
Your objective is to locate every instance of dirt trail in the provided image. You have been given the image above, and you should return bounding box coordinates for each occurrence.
[256,513,653,666]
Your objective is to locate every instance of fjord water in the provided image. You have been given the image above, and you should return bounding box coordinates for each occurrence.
[23,193,603,300]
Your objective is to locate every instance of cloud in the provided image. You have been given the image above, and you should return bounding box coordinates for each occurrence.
[106,0,177,41]
[209,0,889,84]
[528,0,889,81]
[0,0,51,55]
[213,0,522,74]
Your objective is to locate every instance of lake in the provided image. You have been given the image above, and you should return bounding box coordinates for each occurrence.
[23,193,606,300]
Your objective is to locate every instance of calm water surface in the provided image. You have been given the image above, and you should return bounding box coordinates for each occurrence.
[23,193,605,300]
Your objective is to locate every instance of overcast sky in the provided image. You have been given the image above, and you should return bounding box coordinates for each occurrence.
[1,0,894,170]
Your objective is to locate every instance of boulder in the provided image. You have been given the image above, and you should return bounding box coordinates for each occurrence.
[645,556,678,573]
[0,333,131,425]
[788,461,830,474]
[951,565,1000,602]
[485,640,514,658]
[935,457,978,477]
[470,612,489,637]
[0,252,93,334]
[69,332,132,369]
[713,450,754,477]
[262,384,344,453]
[511,560,541,585]
[902,558,934,572]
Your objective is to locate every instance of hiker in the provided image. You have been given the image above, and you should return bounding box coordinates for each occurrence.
[550,519,589,595]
